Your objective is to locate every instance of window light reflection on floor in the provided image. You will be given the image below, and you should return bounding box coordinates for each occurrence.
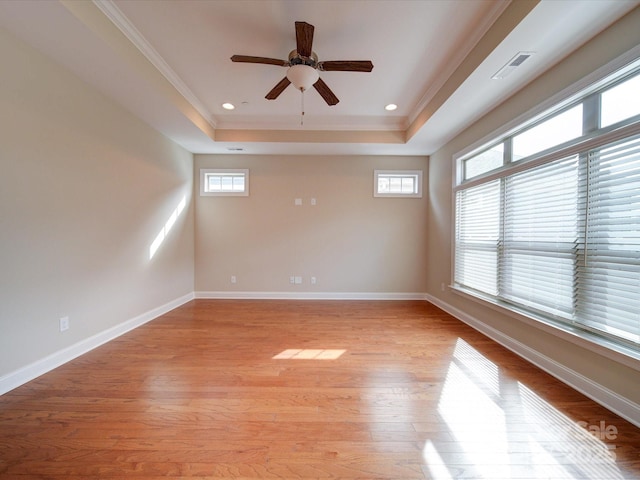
[423,440,454,480]
[429,338,623,480]
[272,349,346,360]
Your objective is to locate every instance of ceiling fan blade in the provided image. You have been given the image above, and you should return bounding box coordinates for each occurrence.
[318,60,374,72]
[265,77,291,100]
[295,21,314,58]
[313,78,339,106]
[231,55,288,66]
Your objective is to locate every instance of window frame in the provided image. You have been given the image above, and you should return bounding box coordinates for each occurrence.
[374,169,423,198]
[200,168,249,197]
[452,52,640,362]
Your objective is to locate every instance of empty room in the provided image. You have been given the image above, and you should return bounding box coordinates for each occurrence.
[1,1,639,478]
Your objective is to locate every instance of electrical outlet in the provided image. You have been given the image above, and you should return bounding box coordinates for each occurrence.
[59,316,69,332]
[294,276,302,284]
[231,275,237,284]
[290,276,295,284]
[311,276,317,285]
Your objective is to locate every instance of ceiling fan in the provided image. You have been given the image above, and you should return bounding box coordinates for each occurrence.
[231,21,374,106]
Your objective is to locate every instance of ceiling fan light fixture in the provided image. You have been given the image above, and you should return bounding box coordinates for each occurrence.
[286,64,319,91]
[231,21,372,107]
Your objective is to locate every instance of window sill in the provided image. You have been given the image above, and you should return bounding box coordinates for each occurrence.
[450,285,640,372]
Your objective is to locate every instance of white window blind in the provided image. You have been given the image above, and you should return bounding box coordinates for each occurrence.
[501,156,579,317]
[576,135,640,343]
[455,180,500,296]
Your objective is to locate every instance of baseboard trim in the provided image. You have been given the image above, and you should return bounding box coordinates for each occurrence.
[194,291,429,301]
[0,292,194,396]
[426,294,640,429]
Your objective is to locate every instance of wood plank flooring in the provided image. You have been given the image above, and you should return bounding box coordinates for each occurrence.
[1,299,639,479]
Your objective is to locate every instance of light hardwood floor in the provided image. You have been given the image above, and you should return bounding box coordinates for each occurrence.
[1,300,639,479]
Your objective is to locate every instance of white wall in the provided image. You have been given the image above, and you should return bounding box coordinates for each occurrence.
[0,26,194,383]
[426,7,640,421]
[194,154,429,297]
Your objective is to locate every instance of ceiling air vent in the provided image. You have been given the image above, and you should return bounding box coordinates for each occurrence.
[492,51,535,80]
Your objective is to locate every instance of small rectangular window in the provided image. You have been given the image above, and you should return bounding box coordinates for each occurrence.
[463,143,504,180]
[374,170,423,198]
[601,74,640,127]
[512,105,583,161]
[200,169,249,196]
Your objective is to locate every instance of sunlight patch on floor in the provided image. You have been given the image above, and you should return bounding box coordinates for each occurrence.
[430,338,623,479]
[272,349,346,360]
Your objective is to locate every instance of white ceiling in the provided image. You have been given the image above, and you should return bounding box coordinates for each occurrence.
[0,0,637,155]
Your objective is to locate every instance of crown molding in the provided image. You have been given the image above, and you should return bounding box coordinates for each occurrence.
[92,0,216,129]
[407,0,513,127]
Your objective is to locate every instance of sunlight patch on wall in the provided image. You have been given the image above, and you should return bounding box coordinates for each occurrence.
[149,195,186,259]
[272,349,346,360]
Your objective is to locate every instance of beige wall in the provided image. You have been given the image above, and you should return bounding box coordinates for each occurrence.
[0,26,194,378]
[195,154,428,296]
[427,8,640,408]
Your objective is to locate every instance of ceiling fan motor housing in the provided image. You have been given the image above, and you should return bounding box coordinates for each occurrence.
[288,50,318,68]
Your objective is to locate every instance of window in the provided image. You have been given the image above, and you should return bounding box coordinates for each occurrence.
[512,105,583,160]
[500,155,578,318]
[455,180,500,295]
[462,143,504,181]
[374,170,423,198]
[601,73,640,127]
[200,169,249,196]
[577,137,640,344]
[454,60,640,351]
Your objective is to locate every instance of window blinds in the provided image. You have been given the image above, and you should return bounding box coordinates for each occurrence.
[455,180,500,296]
[576,135,640,344]
[453,62,640,348]
[501,156,579,318]
[454,138,640,346]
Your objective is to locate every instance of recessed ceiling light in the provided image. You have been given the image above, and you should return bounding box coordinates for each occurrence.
[222,103,235,110]
[385,103,398,111]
